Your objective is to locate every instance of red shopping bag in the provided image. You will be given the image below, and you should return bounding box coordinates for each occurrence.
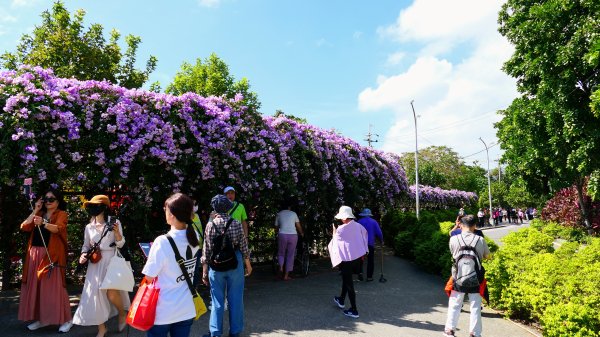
[127,277,160,331]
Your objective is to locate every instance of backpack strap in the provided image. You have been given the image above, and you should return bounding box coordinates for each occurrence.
[166,235,198,297]
[228,202,241,217]
[221,217,234,236]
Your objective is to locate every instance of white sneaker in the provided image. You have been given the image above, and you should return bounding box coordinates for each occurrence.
[27,321,49,331]
[58,320,73,333]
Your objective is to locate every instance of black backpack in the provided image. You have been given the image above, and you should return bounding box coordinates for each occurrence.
[452,235,485,293]
[209,218,238,272]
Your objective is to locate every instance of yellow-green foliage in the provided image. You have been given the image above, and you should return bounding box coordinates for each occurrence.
[485,222,600,336]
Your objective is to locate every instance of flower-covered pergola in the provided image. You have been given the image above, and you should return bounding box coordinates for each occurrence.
[0,66,478,285]
[0,67,478,223]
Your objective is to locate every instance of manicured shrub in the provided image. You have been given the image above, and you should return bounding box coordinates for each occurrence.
[394,231,415,259]
[413,230,448,274]
[485,221,600,336]
[541,303,600,337]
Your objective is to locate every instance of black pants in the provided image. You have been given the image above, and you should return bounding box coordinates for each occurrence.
[340,259,360,311]
[478,217,484,227]
[363,245,375,279]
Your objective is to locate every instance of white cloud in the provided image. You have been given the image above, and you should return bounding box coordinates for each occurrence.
[198,0,221,8]
[10,0,39,7]
[0,9,17,23]
[379,0,502,43]
[386,51,406,66]
[315,38,332,48]
[0,8,18,37]
[359,0,516,162]
[353,31,363,39]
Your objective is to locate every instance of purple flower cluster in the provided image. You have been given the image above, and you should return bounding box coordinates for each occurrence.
[0,66,474,221]
[407,185,478,208]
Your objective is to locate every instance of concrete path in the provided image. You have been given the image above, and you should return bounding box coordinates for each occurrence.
[481,220,531,246]
[0,248,540,337]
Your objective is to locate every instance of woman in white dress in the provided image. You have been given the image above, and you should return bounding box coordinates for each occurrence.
[72,195,130,337]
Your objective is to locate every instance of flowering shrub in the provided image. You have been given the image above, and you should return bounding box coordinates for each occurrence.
[407,185,478,209]
[0,66,411,232]
[541,181,600,231]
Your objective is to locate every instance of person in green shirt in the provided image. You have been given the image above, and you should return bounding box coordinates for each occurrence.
[191,198,203,246]
[224,186,248,239]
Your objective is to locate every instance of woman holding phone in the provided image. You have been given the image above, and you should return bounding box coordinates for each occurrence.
[72,195,130,337]
[18,188,72,333]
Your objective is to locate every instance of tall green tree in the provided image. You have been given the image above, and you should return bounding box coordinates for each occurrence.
[401,145,486,193]
[496,0,600,232]
[587,38,600,201]
[166,53,261,113]
[0,1,157,89]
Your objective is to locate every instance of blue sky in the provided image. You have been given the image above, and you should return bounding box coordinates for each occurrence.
[0,0,516,170]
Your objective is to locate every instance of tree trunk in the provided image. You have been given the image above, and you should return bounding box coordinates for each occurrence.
[574,178,593,235]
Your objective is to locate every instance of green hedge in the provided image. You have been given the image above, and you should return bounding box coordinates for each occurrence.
[382,208,496,279]
[485,221,600,337]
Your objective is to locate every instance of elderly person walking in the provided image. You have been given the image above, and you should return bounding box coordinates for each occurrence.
[357,208,383,282]
[328,206,368,318]
[202,195,252,337]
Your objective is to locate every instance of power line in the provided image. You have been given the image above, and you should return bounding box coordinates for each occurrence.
[390,110,500,141]
[461,142,499,159]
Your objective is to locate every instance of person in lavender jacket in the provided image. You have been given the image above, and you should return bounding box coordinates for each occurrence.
[329,206,368,319]
[357,208,383,282]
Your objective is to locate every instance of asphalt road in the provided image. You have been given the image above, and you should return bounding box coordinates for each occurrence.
[481,220,531,246]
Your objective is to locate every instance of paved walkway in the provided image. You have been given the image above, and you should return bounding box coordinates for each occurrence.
[0,248,540,337]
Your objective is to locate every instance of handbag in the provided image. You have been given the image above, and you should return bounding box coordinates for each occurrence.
[166,235,207,320]
[85,225,111,264]
[89,246,102,263]
[126,277,159,331]
[100,248,134,292]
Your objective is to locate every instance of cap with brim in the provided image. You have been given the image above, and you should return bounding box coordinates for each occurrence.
[223,186,236,193]
[359,208,373,217]
[84,195,110,207]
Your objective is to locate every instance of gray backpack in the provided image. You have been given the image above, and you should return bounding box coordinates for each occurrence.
[452,235,485,293]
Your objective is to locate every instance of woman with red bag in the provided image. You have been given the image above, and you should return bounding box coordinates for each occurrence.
[141,193,200,337]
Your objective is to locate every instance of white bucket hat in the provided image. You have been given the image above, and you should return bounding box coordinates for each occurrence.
[334,206,355,220]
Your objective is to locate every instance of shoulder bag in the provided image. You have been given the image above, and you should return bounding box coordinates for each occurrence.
[166,235,207,320]
[100,248,134,291]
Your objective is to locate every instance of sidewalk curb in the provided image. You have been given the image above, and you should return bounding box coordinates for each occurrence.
[479,222,529,231]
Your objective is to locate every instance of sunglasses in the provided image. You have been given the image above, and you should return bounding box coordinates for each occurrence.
[43,197,57,203]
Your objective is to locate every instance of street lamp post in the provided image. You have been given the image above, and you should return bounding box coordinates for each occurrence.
[479,137,493,226]
[410,100,419,220]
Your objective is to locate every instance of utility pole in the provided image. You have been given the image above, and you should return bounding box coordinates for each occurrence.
[364,124,379,148]
[497,156,501,181]
[479,137,493,226]
[410,100,419,220]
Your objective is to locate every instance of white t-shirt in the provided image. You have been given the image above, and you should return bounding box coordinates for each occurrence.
[142,229,199,325]
[275,210,300,234]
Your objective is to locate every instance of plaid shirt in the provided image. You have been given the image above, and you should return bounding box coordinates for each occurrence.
[201,214,249,264]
